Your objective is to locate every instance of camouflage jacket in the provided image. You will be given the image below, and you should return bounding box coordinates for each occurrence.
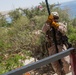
[42,22,68,45]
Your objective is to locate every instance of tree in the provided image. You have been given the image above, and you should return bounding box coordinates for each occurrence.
[8,8,23,22]
[0,13,8,27]
[72,18,76,27]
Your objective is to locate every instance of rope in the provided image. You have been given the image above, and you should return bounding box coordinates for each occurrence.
[45,0,58,53]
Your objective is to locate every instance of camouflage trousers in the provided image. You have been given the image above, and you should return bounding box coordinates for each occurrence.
[48,44,70,75]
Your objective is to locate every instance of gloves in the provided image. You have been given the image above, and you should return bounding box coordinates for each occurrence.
[46,14,59,29]
[52,21,59,29]
[46,14,53,23]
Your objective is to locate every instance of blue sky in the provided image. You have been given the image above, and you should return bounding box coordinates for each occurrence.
[0,0,74,11]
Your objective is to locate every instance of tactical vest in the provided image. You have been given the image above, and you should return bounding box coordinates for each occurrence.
[46,28,64,47]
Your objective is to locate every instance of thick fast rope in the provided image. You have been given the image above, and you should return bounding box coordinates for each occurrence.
[45,0,58,53]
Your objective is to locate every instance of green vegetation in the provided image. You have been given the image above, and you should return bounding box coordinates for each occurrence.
[0,2,76,74]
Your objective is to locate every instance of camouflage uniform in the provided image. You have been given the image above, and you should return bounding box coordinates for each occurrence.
[42,22,70,75]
